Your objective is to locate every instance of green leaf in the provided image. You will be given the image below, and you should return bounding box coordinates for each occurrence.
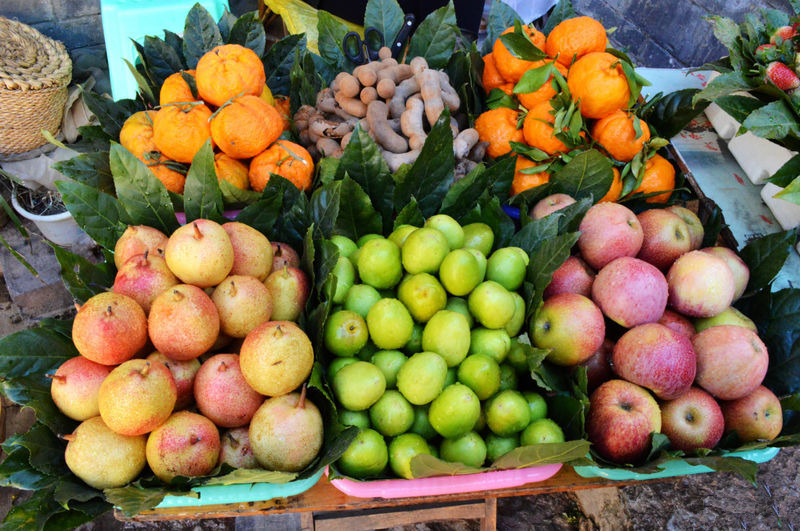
[309,180,341,239]
[686,455,759,484]
[692,71,753,105]
[317,11,351,68]
[219,179,260,207]
[182,141,225,223]
[498,23,548,62]
[228,11,266,57]
[365,0,404,47]
[0,325,77,382]
[53,152,113,194]
[526,231,580,315]
[50,244,116,303]
[709,16,741,49]
[56,181,127,250]
[290,49,322,113]
[755,288,800,395]
[202,468,296,486]
[446,46,486,118]
[393,112,455,217]
[555,196,593,233]
[549,149,613,201]
[439,164,488,216]
[123,58,157,105]
[44,498,110,530]
[713,94,766,124]
[774,176,800,204]
[407,2,459,69]
[336,177,382,239]
[104,483,195,518]
[242,176,311,250]
[742,100,800,140]
[481,0,520,55]
[53,478,104,509]
[217,9,237,41]
[336,125,394,233]
[1,487,66,531]
[1,376,76,436]
[234,192,283,236]
[182,3,223,68]
[767,154,800,187]
[492,440,591,469]
[514,62,554,94]
[81,92,142,140]
[5,423,69,476]
[142,36,184,86]
[394,198,425,228]
[542,0,577,35]
[110,143,179,235]
[739,229,796,294]
[510,214,559,254]
[642,89,711,139]
[263,34,307,96]
[487,156,517,198]
[410,453,484,479]
[486,88,518,111]
[0,446,58,491]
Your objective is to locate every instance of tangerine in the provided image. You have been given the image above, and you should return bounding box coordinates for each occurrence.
[522,100,570,155]
[214,153,250,190]
[119,111,186,194]
[493,26,547,83]
[545,16,608,66]
[273,95,291,132]
[634,154,675,203]
[599,167,622,203]
[482,53,514,95]
[511,157,550,195]
[591,110,651,162]
[147,160,187,194]
[152,103,213,163]
[517,60,568,110]
[210,95,283,159]
[567,52,630,119]
[474,107,524,159]
[160,70,197,106]
[249,140,314,192]
[195,44,266,107]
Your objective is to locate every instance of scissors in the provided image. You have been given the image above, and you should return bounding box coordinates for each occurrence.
[342,14,416,64]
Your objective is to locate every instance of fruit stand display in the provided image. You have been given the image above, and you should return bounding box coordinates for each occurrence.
[1,0,800,528]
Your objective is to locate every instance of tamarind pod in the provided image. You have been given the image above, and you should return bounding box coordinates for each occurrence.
[395,64,414,82]
[401,95,427,150]
[382,149,421,172]
[387,118,402,134]
[316,87,334,106]
[389,77,420,118]
[337,73,361,98]
[468,141,489,162]
[298,129,312,146]
[418,69,445,126]
[410,56,428,75]
[376,78,396,99]
[317,137,343,158]
[355,66,378,87]
[360,86,378,105]
[378,46,392,60]
[318,97,337,114]
[358,118,370,132]
[437,71,461,111]
[455,159,479,180]
[367,100,409,153]
[453,128,480,159]
[341,131,353,148]
[335,91,367,118]
[309,117,355,138]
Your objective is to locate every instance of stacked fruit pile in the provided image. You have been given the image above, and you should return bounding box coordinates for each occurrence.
[321,215,564,479]
[119,43,309,195]
[478,16,674,202]
[527,194,782,463]
[51,219,324,488]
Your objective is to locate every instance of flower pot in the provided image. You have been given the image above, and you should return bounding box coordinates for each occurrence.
[11,192,85,245]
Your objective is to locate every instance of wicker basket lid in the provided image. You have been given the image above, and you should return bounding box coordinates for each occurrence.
[0,16,72,92]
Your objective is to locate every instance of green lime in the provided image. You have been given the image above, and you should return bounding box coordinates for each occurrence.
[457,354,501,400]
[339,409,371,429]
[429,383,481,438]
[388,433,431,479]
[349,247,362,268]
[468,281,515,330]
[329,357,358,377]
[486,433,519,462]
[470,328,511,363]
[333,361,386,411]
[401,228,449,274]
[324,310,369,357]
[444,367,457,388]
[388,225,418,248]
[329,256,356,304]
[506,339,529,374]
[509,246,530,266]
[440,431,487,468]
[369,390,415,437]
[410,405,438,440]
[403,323,424,355]
[357,234,383,247]
[337,428,388,478]
[398,273,447,322]
[330,235,358,259]
[439,249,482,296]
[498,363,518,392]
[367,298,414,349]
[520,418,564,445]
[370,350,407,388]
[462,223,494,256]
[396,351,448,405]
[421,310,471,367]
[424,214,464,250]
[504,293,526,337]
[486,390,531,436]
[523,391,548,422]
[466,248,488,280]
[357,238,403,289]
[486,248,527,291]
[344,284,382,318]
[356,340,379,361]
[445,297,474,328]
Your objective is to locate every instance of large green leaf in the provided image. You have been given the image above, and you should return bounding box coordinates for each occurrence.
[542,0,577,34]
[182,3,223,68]
[446,45,486,119]
[491,440,591,469]
[509,214,559,254]
[742,100,800,140]
[458,194,515,248]
[317,11,352,69]
[525,231,580,319]
[53,152,113,194]
[182,141,225,223]
[692,71,753,105]
[228,11,267,57]
[336,177,382,239]
[203,469,295,486]
[234,191,283,236]
[409,454,484,479]
[548,149,613,201]
[364,0,404,47]
[498,21,548,62]
[767,154,800,187]
[0,326,77,383]
[110,143,179,235]
[56,180,127,250]
[0,447,57,491]
[753,288,800,395]
[219,179,260,207]
[641,89,710,139]
[394,197,425,228]
[50,244,116,303]
[406,2,458,69]
[104,483,192,518]
[263,34,307,96]
[481,0,520,55]
[739,229,796,295]
[1,376,76,436]
[1,487,67,531]
[713,94,766,124]
[4,423,69,477]
[81,93,142,140]
[439,164,489,217]
[309,181,341,239]
[142,36,184,86]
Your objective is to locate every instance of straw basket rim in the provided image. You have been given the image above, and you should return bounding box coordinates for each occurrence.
[0,16,72,92]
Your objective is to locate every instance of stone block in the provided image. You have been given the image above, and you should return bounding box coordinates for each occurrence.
[51,0,100,20]
[638,38,683,68]
[0,0,54,25]
[33,14,104,50]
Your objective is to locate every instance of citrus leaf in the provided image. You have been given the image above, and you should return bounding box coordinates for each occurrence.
[542,0,577,35]
[81,92,142,140]
[713,94,766,124]
[234,191,283,236]
[182,141,225,224]
[439,164,488,216]
[498,21,547,62]
[56,180,127,250]
[410,454,484,479]
[50,244,116,303]
[755,288,800,395]
[394,197,425,228]
[692,71,753,106]
[44,498,110,530]
[0,447,58,490]
[642,89,710,139]
[549,149,613,201]
[218,179,260,207]
[53,152,113,194]
[555,196,593,233]
[0,325,78,379]
[486,88,518,110]
[491,440,591,469]
[336,176,382,239]
[143,36,184,86]
[407,2,459,69]
[510,214,559,254]
[739,229,796,295]
[217,9,237,41]
[365,0,404,49]
[202,468,296,486]
[317,11,351,68]
[3,423,69,477]
[53,478,104,509]
[1,487,66,531]
[742,100,800,140]
[481,0,520,55]
[228,11,267,57]
[104,484,195,518]
[1,376,76,436]
[684,455,759,484]
[774,176,800,204]
[182,3,223,69]
[263,34,307,97]
[767,154,800,187]
[514,62,554,94]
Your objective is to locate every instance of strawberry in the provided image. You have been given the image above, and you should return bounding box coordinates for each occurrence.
[770,25,796,44]
[756,43,778,63]
[766,61,800,90]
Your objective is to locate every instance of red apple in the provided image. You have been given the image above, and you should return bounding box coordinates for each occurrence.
[636,209,692,270]
[657,309,695,337]
[720,386,783,442]
[531,193,576,219]
[586,379,661,464]
[693,325,769,400]
[592,257,668,327]
[667,251,735,318]
[666,206,704,250]
[660,387,724,452]
[578,338,614,392]
[612,323,696,400]
[578,203,644,270]
[700,247,750,301]
[543,256,595,299]
[530,293,605,366]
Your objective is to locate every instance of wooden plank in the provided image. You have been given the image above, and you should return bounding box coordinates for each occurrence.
[299,511,314,531]
[313,502,486,531]
[482,497,497,531]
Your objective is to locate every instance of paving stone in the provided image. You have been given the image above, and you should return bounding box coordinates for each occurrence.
[50,0,100,20]
[33,14,104,50]
[0,0,55,25]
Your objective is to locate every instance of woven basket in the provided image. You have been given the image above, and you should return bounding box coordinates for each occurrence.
[0,17,72,156]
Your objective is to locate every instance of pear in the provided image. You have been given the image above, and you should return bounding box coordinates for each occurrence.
[223,222,273,281]
[271,242,300,271]
[212,276,273,338]
[249,387,323,472]
[220,427,259,469]
[165,219,234,287]
[194,354,264,428]
[239,321,314,396]
[98,359,177,436]
[146,411,220,483]
[49,356,111,421]
[263,266,309,322]
[64,416,146,489]
[72,292,148,365]
[148,285,220,360]
[113,250,179,314]
[146,352,200,410]
[114,225,168,269]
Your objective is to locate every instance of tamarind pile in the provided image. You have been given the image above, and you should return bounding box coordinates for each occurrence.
[293,47,487,177]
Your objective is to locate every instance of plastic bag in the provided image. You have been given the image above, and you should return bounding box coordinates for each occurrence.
[264,0,363,54]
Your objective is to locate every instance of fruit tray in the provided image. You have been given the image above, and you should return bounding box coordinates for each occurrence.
[572,447,778,481]
[327,464,562,499]
[152,468,325,508]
